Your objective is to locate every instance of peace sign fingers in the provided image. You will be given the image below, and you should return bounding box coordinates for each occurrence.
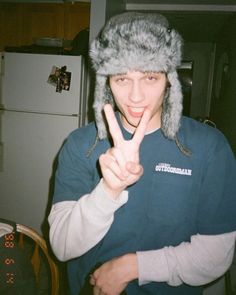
[101,104,150,198]
[103,104,151,148]
[132,108,151,146]
[103,104,124,146]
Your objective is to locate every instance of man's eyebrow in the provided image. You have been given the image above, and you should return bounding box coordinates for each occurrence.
[110,72,127,77]
[143,71,165,75]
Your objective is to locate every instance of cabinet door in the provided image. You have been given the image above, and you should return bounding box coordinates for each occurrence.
[64,3,90,40]
[0,4,23,50]
[0,3,90,52]
[22,4,65,45]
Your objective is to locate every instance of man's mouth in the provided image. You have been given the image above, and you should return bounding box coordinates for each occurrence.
[128,107,145,117]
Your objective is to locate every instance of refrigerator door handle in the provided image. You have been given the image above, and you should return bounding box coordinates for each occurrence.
[0,104,4,172]
[0,104,5,111]
[0,141,3,172]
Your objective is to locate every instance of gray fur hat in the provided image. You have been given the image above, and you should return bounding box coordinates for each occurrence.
[89,11,183,140]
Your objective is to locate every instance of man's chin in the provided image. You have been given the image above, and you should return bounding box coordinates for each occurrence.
[124,118,141,131]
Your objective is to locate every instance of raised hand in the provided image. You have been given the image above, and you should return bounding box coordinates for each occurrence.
[99,104,151,199]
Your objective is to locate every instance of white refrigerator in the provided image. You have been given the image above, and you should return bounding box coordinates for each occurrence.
[0,52,88,233]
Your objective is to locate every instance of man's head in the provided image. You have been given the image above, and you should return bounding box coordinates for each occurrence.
[90,12,183,140]
[109,70,168,134]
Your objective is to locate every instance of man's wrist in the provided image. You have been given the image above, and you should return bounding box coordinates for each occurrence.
[102,179,124,200]
[122,253,139,283]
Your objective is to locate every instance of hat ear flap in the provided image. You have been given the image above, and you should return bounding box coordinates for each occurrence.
[161,71,183,139]
[93,75,114,139]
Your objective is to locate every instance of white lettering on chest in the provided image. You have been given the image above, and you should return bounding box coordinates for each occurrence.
[155,163,192,176]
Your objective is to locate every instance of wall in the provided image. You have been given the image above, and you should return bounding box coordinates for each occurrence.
[210,15,236,154]
[180,37,236,155]
[89,0,125,42]
[225,18,236,154]
[183,42,214,119]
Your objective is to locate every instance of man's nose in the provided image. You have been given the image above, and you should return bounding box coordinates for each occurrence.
[129,81,144,103]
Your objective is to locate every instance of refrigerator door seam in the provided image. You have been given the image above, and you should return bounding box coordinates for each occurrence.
[0,107,80,117]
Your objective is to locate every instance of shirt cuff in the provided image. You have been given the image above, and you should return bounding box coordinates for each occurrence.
[136,249,169,285]
[86,179,129,219]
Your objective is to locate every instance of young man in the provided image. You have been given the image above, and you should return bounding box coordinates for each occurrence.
[48,12,236,295]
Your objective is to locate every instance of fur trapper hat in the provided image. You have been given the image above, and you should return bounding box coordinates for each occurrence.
[90,12,183,140]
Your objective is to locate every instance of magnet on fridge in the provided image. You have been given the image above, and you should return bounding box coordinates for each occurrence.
[47,65,71,93]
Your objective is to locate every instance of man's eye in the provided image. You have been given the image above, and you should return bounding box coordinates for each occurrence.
[146,75,157,81]
[115,77,130,84]
[147,76,155,80]
[117,77,126,82]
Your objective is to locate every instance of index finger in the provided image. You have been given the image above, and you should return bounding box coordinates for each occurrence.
[132,108,151,146]
[103,104,124,145]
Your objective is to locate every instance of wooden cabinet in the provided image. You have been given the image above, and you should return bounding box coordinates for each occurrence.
[0,4,23,50]
[64,3,90,41]
[22,4,65,45]
[0,2,90,51]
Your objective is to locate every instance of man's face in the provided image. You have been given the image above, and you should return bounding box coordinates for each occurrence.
[109,71,168,134]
